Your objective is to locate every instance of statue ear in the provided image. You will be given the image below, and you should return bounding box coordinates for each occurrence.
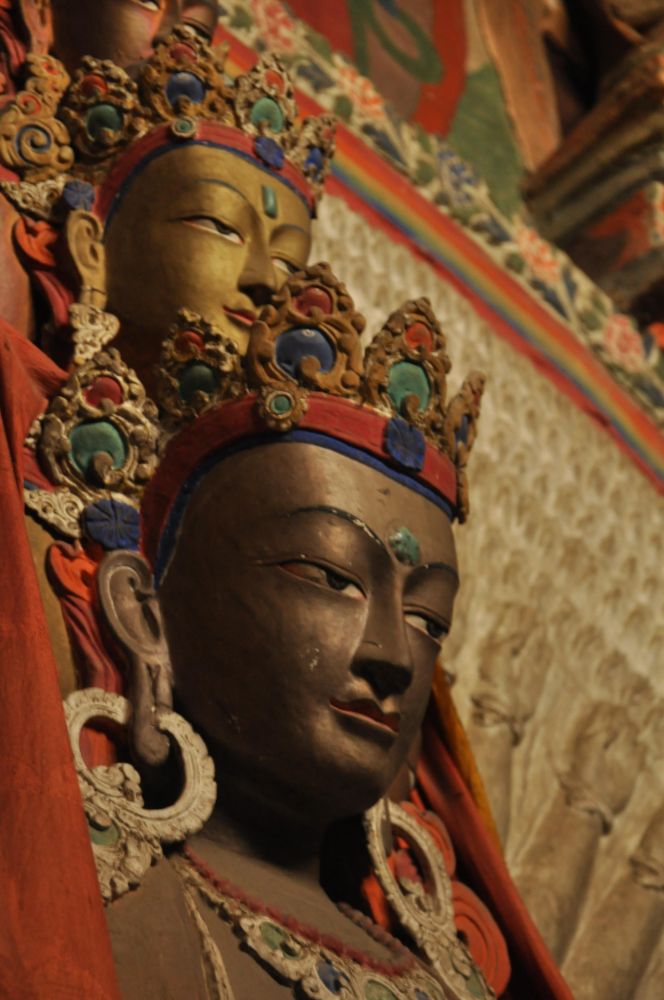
[97,550,173,767]
[65,209,107,308]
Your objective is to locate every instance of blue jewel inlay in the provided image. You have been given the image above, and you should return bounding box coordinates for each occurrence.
[455,413,470,447]
[63,180,95,212]
[317,959,349,994]
[305,146,324,176]
[83,498,140,551]
[254,135,285,169]
[384,416,426,472]
[275,327,335,380]
[165,71,206,106]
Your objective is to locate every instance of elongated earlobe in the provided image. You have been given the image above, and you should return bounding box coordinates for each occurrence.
[65,209,107,308]
[97,549,173,767]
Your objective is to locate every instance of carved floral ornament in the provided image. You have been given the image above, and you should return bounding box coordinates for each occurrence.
[0,25,336,201]
[24,263,485,545]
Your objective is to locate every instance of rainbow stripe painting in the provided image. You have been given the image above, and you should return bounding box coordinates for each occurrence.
[222,31,664,494]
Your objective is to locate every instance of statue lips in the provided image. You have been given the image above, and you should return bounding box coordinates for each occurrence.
[224,306,257,327]
[329,697,401,737]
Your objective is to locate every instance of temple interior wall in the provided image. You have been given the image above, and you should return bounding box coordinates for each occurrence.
[313,194,664,994]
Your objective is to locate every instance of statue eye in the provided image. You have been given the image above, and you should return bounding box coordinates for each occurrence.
[180,216,244,244]
[280,561,365,599]
[133,0,162,10]
[273,257,300,278]
[404,612,449,643]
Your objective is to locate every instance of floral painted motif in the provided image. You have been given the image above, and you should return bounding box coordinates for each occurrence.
[333,57,386,120]
[515,226,562,286]
[250,0,297,54]
[602,315,646,373]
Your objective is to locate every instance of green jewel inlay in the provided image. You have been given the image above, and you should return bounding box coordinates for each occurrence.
[70,420,126,478]
[251,96,284,132]
[172,116,196,139]
[88,815,120,847]
[387,361,430,414]
[178,362,219,404]
[467,968,488,998]
[270,392,293,415]
[389,526,420,566]
[364,981,399,1000]
[259,921,289,951]
[86,103,123,141]
[262,184,278,219]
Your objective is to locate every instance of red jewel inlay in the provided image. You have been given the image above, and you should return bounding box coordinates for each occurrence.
[175,330,205,351]
[404,321,434,352]
[22,95,41,114]
[80,74,109,98]
[265,68,285,94]
[85,376,124,408]
[170,43,196,63]
[293,286,333,317]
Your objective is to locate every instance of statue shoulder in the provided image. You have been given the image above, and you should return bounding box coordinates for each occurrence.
[106,855,213,1000]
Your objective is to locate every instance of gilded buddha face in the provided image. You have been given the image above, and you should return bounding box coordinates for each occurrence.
[157,443,458,825]
[69,144,312,391]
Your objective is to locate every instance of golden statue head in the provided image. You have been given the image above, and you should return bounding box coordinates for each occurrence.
[0,26,335,385]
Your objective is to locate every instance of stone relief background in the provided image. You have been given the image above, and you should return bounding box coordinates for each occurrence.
[313,195,664,999]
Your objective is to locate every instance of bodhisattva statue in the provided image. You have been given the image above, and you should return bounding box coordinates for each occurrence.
[0,28,573,1000]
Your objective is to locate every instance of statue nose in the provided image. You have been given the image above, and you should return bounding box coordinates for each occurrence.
[238,234,277,301]
[352,652,413,701]
[240,282,275,308]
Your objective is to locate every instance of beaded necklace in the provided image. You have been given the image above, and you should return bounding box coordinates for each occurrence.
[177,845,451,1000]
[182,844,415,975]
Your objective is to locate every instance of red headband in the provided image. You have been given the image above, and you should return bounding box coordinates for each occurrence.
[141,393,458,570]
[94,122,317,223]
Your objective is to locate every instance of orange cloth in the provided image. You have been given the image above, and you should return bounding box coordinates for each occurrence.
[0,319,119,998]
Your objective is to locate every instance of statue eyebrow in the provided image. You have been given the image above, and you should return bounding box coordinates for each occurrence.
[287,506,386,552]
[191,178,251,204]
[271,222,310,237]
[421,561,459,584]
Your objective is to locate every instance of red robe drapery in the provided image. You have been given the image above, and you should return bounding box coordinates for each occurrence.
[0,318,119,999]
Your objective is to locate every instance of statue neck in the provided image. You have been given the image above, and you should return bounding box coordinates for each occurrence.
[198,774,326,888]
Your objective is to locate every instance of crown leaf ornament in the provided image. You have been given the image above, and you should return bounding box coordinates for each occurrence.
[25,264,485,548]
[0,26,336,205]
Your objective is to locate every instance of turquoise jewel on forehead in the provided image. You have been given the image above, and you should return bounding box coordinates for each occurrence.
[389,526,421,566]
[262,184,278,219]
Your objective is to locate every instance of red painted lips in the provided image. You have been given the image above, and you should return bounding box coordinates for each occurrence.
[224,307,256,327]
[330,697,401,735]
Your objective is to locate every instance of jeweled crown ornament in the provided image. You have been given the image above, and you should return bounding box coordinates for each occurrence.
[147,262,485,558]
[24,263,484,549]
[0,25,335,212]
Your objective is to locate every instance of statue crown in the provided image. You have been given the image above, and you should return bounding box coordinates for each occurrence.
[0,25,336,208]
[25,264,485,559]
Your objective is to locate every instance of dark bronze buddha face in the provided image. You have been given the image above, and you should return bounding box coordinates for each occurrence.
[157,442,458,825]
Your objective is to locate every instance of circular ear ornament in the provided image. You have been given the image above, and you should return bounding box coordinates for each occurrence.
[363,800,496,999]
[65,688,216,901]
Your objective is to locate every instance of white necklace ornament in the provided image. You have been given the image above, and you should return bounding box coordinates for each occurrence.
[175,848,452,1000]
[363,800,496,1000]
